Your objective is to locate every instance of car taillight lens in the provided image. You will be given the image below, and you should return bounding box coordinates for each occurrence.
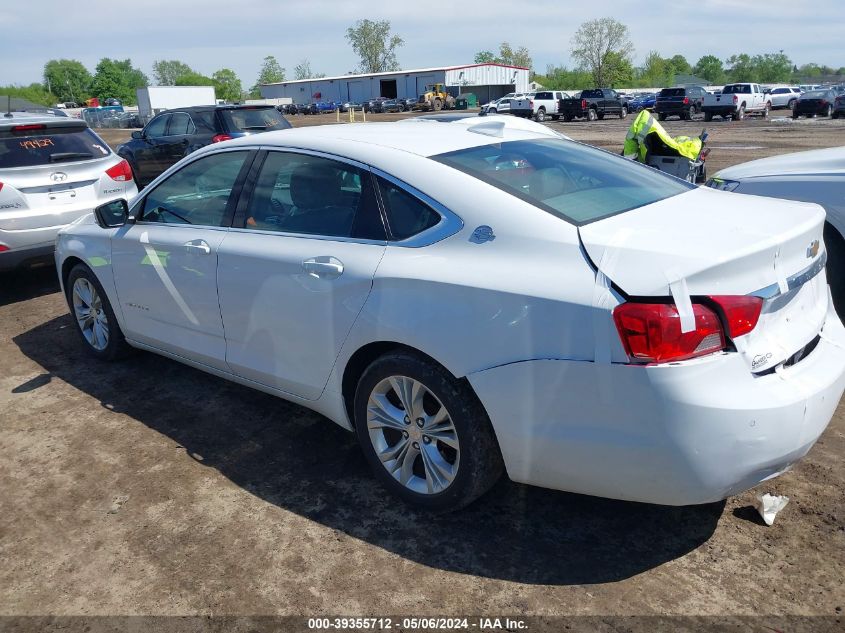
[212,134,232,143]
[820,100,828,105]
[708,295,763,338]
[683,97,690,105]
[581,99,587,109]
[11,124,46,132]
[105,159,133,182]
[0,181,3,192]
[613,302,725,364]
[732,95,738,103]
[0,244,8,252]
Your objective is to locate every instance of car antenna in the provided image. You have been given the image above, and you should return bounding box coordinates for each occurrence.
[4,95,12,118]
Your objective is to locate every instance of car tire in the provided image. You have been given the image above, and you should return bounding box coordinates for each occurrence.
[620,105,628,119]
[563,114,572,122]
[551,114,560,120]
[535,107,545,122]
[658,112,667,121]
[488,107,497,114]
[824,223,845,318]
[66,263,131,361]
[597,112,605,120]
[788,98,796,111]
[793,112,801,119]
[353,350,504,512]
[826,105,833,117]
[762,103,770,118]
[704,111,713,122]
[587,108,598,121]
[433,99,442,112]
[735,105,745,120]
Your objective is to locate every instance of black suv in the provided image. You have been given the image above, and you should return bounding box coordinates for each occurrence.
[117,105,291,186]
[654,86,707,121]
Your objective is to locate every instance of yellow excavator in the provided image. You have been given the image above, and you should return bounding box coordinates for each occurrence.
[413,84,456,112]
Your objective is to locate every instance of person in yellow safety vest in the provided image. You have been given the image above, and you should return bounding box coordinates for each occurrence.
[623,110,702,163]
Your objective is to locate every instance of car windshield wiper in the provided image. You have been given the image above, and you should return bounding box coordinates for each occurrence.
[240,125,267,130]
[50,152,93,162]
[156,206,192,224]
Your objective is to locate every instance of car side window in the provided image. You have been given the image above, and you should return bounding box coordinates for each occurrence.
[144,114,169,138]
[140,151,248,227]
[376,177,441,241]
[167,112,195,136]
[242,151,386,240]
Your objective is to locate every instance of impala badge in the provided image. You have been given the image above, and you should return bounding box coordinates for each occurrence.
[806,240,820,259]
[470,225,496,244]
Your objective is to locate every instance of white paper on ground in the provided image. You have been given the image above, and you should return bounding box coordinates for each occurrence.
[756,493,790,526]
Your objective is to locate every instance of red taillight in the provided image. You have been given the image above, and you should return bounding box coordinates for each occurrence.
[212,134,232,143]
[11,124,46,132]
[581,99,587,109]
[613,302,725,364]
[0,182,3,192]
[708,295,763,338]
[0,244,8,252]
[105,159,133,182]
[732,95,738,104]
[683,97,690,105]
[820,100,828,106]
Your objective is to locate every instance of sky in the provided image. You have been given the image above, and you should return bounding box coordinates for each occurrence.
[2,0,843,88]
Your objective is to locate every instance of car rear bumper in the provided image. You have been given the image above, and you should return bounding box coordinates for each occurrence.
[467,297,845,506]
[0,242,55,271]
[702,106,737,116]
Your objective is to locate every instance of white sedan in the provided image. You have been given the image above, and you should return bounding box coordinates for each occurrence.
[56,118,845,511]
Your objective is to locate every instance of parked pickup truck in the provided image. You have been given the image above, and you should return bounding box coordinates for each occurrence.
[531,90,570,121]
[503,96,535,119]
[557,89,628,121]
[702,83,771,121]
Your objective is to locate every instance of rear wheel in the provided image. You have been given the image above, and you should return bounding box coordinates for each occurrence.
[587,108,597,121]
[535,107,546,122]
[66,264,131,361]
[788,98,796,111]
[734,105,745,121]
[619,105,628,119]
[762,102,770,118]
[658,112,667,121]
[354,351,504,512]
[433,99,442,111]
[563,114,573,122]
[704,111,713,122]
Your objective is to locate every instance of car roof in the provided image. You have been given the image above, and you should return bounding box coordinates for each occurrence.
[0,112,88,130]
[718,146,845,180]
[216,119,568,162]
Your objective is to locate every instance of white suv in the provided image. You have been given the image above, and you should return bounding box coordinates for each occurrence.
[0,113,138,271]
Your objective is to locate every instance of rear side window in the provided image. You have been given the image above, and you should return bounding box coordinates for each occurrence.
[433,139,693,226]
[536,92,552,100]
[167,112,195,136]
[0,124,110,168]
[220,107,291,132]
[376,177,441,240]
[193,111,217,133]
[581,90,603,99]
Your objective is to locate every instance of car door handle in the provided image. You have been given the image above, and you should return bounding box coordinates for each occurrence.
[184,239,211,254]
[302,257,344,279]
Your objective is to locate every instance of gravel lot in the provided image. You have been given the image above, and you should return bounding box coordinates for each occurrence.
[2,110,844,628]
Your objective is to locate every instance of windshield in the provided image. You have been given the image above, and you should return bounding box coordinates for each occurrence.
[0,124,110,168]
[220,107,291,132]
[433,139,693,226]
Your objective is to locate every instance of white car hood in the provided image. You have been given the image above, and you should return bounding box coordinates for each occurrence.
[717,146,845,180]
[578,186,826,297]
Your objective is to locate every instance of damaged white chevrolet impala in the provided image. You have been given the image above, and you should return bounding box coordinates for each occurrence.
[55,117,845,511]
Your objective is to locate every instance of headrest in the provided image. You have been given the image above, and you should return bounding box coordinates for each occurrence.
[289,163,343,210]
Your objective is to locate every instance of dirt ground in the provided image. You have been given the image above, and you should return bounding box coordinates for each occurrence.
[1,111,844,628]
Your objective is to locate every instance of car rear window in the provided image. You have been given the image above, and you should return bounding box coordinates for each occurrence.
[659,88,685,97]
[220,107,291,132]
[803,90,828,99]
[0,124,110,168]
[433,139,693,226]
[723,85,752,94]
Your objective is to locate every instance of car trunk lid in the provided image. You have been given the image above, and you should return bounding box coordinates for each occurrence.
[579,186,829,373]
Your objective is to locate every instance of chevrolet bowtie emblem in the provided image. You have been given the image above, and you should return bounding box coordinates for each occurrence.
[807,240,820,259]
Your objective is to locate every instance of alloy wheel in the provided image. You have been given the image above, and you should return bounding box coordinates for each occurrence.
[72,278,109,351]
[366,375,460,495]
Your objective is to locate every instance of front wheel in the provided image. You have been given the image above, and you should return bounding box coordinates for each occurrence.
[66,264,131,361]
[826,105,834,117]
[433,99,442,112]
[788,98,796,111]
[354,351,504,512]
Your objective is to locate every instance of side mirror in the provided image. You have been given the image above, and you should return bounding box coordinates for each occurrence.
[131,130,143,140]
[94,199,129,228]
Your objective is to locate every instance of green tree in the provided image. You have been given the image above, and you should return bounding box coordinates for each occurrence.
[752,51,792,83]
[571,17,634,87]
[602,51,633,87]
[533,64,593,90]
[89,58,148,105]
[725,54,756,82]
[474,51,496,64]
[345,19,403,73]
[153,60,195,86]
[293,59,325,80]
[473,43,532,69]
[174,72,215,86]
[212,69,242,102]
[667,54,691,78]
[0,83,59,107]
[692,55,726,84]
[639,51,669,87]
[250,55,285,97]
[43,59,91,103]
